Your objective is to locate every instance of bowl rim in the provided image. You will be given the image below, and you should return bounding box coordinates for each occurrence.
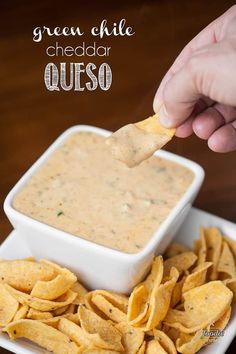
[4,124,205,261]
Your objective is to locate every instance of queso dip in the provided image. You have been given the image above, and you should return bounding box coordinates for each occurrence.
[13,132,194,253]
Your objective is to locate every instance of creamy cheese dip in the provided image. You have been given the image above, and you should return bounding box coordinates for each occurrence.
[106,124,173,167]
[13,132,194,253]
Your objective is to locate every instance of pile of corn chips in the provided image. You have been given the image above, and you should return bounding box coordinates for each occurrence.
[0,226,236,354]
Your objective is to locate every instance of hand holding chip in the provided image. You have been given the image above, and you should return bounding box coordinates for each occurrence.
[154,5,236,153]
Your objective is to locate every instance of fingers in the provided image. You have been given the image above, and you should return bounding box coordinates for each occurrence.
[193,104,236,139]
[208,122,236,152]
[158,39,236,128]
[175,117,194,138]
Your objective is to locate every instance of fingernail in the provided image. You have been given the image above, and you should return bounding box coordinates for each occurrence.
[159,105,172,128]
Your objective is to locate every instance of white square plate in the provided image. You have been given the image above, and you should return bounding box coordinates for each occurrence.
[0,207,235,354]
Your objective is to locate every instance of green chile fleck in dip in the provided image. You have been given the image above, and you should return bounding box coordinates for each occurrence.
[13,132,194,253]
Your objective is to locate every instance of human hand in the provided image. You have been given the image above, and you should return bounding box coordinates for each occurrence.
[153,5,236,152]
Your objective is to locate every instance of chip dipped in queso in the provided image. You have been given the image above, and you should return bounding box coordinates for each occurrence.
[13,132,194,253]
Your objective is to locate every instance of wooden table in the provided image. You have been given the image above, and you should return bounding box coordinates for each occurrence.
[1,0,236,352]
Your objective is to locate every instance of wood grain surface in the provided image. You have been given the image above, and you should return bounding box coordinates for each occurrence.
[1,0,236,352]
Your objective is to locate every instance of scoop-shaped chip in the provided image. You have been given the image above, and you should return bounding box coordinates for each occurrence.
[164,242,190,259]
[65,304,77,314]
[146,339,167,353]
[127,284,149,326]
[135,114,176,137]
[162,324,180,343]
[58,317,91,347]
[106,115,175,168]
[91,294,126,323]
[40,259,77,283]
[86,290,128,314]
[54,305,70,316]
[164,281,233,333]
[4,284,77,311]
[170,276,186,308]
[176,328,209,354]
[182,262,212,293]
[224,278,236,301]
[128,256,163,325]
[78,306,123,351]
[143,267,179,331]
[0,260,56,292]
[208,306,231,344]
[196,227,207,265]
[205,227,222,280]
[40,313,79,328]
[217,241,236,278]
[83,350,120,354]
[27,308,53,320]
[163,252,197,277]
[153,329,177,354]
[115,322,144,354]
[137,341,146,354]
[0,284,19,326]
[31,273,76,300]
[4,319,81,353]
[72,282,88,305]
[224,236,236,259]
[144,256,164,292]
[13,304,29,321]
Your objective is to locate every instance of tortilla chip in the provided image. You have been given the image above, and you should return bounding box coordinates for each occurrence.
[224,278,236,301]
[137,341,146,354]
[4,319,81,353]
[164,281,233,333]
[83,350,120,354]
[164,242,190,259]
[196,227,207,265]
[0,284,19,326]
[27,308,53,320]
[13,304,29,321]
[146,339,167,353]
[162,324,180,343]
[205,227,222,280]
[65,304,77,314]
[86,290,128,314]
[0,260,56,292]
[78,306,123,351]
[217,241,236,278]
[4,284,77,311]
[135,114,175,137]
[58,317,91,347]
[143,267,179,330]
[54,305,70,316]
[40,259,77,283]
[208,306,231,344]
[128,256,163,325]
[115,321,144,354]
[127,284,149,326]
[31,273,76,300]
[153,329,177,354]
[72,282,88,305]
[163,252,197,277]
[170,276,186,308]
[182,262,212,293]
[91,294,126,323]
[224,236,236,259]
[40,314,79,328]
[176,328,209,353]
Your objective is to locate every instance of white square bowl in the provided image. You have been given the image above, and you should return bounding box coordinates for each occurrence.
[4,125,205,293]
